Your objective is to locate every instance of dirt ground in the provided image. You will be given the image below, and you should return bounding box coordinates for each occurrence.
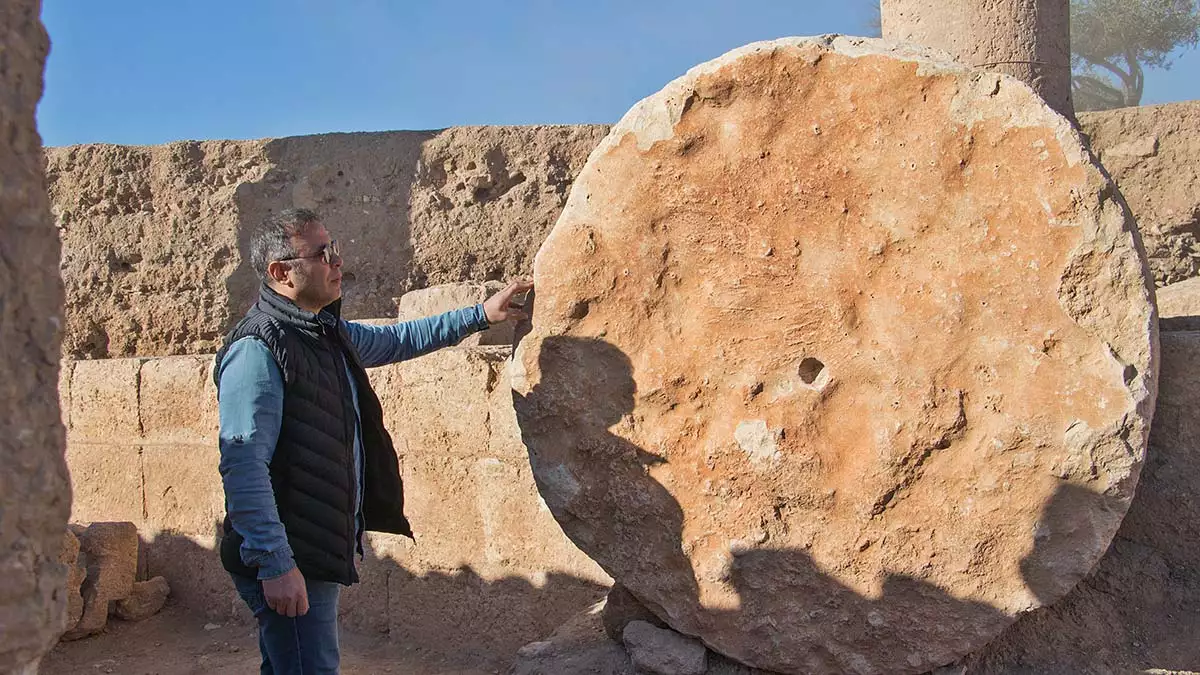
[42,605,504,675]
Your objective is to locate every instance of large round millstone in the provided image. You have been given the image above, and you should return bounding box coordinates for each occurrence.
[511,36,1157,675]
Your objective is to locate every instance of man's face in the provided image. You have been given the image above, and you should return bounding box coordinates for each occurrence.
[284,223,343,311]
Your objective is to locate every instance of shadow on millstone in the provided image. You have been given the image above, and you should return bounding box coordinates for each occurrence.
[513,336,702,620]
[962,328,1200,675]
[512,337,1135,674]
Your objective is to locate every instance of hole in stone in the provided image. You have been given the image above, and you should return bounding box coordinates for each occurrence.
[798,357,827,388]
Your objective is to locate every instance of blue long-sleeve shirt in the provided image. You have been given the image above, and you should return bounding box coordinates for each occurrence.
[217,304,489,579]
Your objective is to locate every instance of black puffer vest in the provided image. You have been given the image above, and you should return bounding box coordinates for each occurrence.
[215,284,411,585]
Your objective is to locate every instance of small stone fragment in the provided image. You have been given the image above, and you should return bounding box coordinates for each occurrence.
[622,621,707,675]
[113,576,170,621]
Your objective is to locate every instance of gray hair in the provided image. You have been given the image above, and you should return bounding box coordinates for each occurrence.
[249,208,321,281]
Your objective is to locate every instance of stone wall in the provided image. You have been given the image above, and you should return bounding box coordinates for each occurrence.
[61,345,610,665]
[1079,102,1200,287]
[46,125,608,359]
[44,104,1200,361]
[0,1,72,673]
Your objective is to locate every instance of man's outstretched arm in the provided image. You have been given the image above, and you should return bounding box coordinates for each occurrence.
[347,279,532,367]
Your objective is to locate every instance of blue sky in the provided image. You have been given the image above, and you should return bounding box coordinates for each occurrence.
[38,1,1200,147]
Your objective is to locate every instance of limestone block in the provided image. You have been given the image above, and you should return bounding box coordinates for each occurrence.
[1157,277,1200,332]
[139,356,218,444]
[63,522,138,639]
[142,443,223,536]
[395,281,514,346]
[68,358,142,444]
[66,444,143,524]
[1080,102,1200,287]
[513,37,1157,675]
[56,530,85,634]
[489,356,533,461]
[623,621,708,675]
[603,583,666,642]
[373,349,499,462]
[113,576,170,621]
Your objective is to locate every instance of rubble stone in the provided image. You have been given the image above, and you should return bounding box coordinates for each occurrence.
[0,0,72,671]
[63,522,139,639]
[513,36,1156,674]
[113,576,170,621]
[623,621,708,675]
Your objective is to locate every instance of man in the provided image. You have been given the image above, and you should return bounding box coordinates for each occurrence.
[215,208,530,673]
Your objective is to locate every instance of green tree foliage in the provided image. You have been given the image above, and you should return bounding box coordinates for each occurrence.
[1071,0,1200,110]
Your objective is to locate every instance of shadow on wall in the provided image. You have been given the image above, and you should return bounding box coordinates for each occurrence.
[223,125,609,331]
[226,130,441,323]
[512,335,1187,675]
[136,522,607,671]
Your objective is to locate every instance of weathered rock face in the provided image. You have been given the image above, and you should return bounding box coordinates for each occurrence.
[1079,102,1200,288]
[46,125,608,358]
[513,36,1157,674]
[0,1,72,672]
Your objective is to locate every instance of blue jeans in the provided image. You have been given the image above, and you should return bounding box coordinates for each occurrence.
[232,573,342,675]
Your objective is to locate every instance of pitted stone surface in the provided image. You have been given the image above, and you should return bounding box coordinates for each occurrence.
[0,1,71,671]
[513,36,1157,674]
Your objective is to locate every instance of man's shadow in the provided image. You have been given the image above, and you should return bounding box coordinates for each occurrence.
[511,335,1135,674]
[512,336,701,625]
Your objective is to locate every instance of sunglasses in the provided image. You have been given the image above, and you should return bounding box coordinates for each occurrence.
[277,240,341,266]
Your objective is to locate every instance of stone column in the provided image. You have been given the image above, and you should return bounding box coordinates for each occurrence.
[0,1,72,673]
[881,0,1074,119]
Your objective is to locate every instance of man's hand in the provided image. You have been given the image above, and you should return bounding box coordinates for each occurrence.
[262,566,309,617]
[483,278,534,325]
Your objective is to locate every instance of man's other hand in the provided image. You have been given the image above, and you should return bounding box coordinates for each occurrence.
[484,278,534,324]
[262,566,309,617]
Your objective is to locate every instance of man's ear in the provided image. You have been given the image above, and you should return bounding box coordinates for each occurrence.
[267,260,292,287]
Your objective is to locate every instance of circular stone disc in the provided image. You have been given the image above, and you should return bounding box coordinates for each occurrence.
[512,36,1157,675]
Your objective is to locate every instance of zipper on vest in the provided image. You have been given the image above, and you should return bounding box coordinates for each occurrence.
[328,325,359,583]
